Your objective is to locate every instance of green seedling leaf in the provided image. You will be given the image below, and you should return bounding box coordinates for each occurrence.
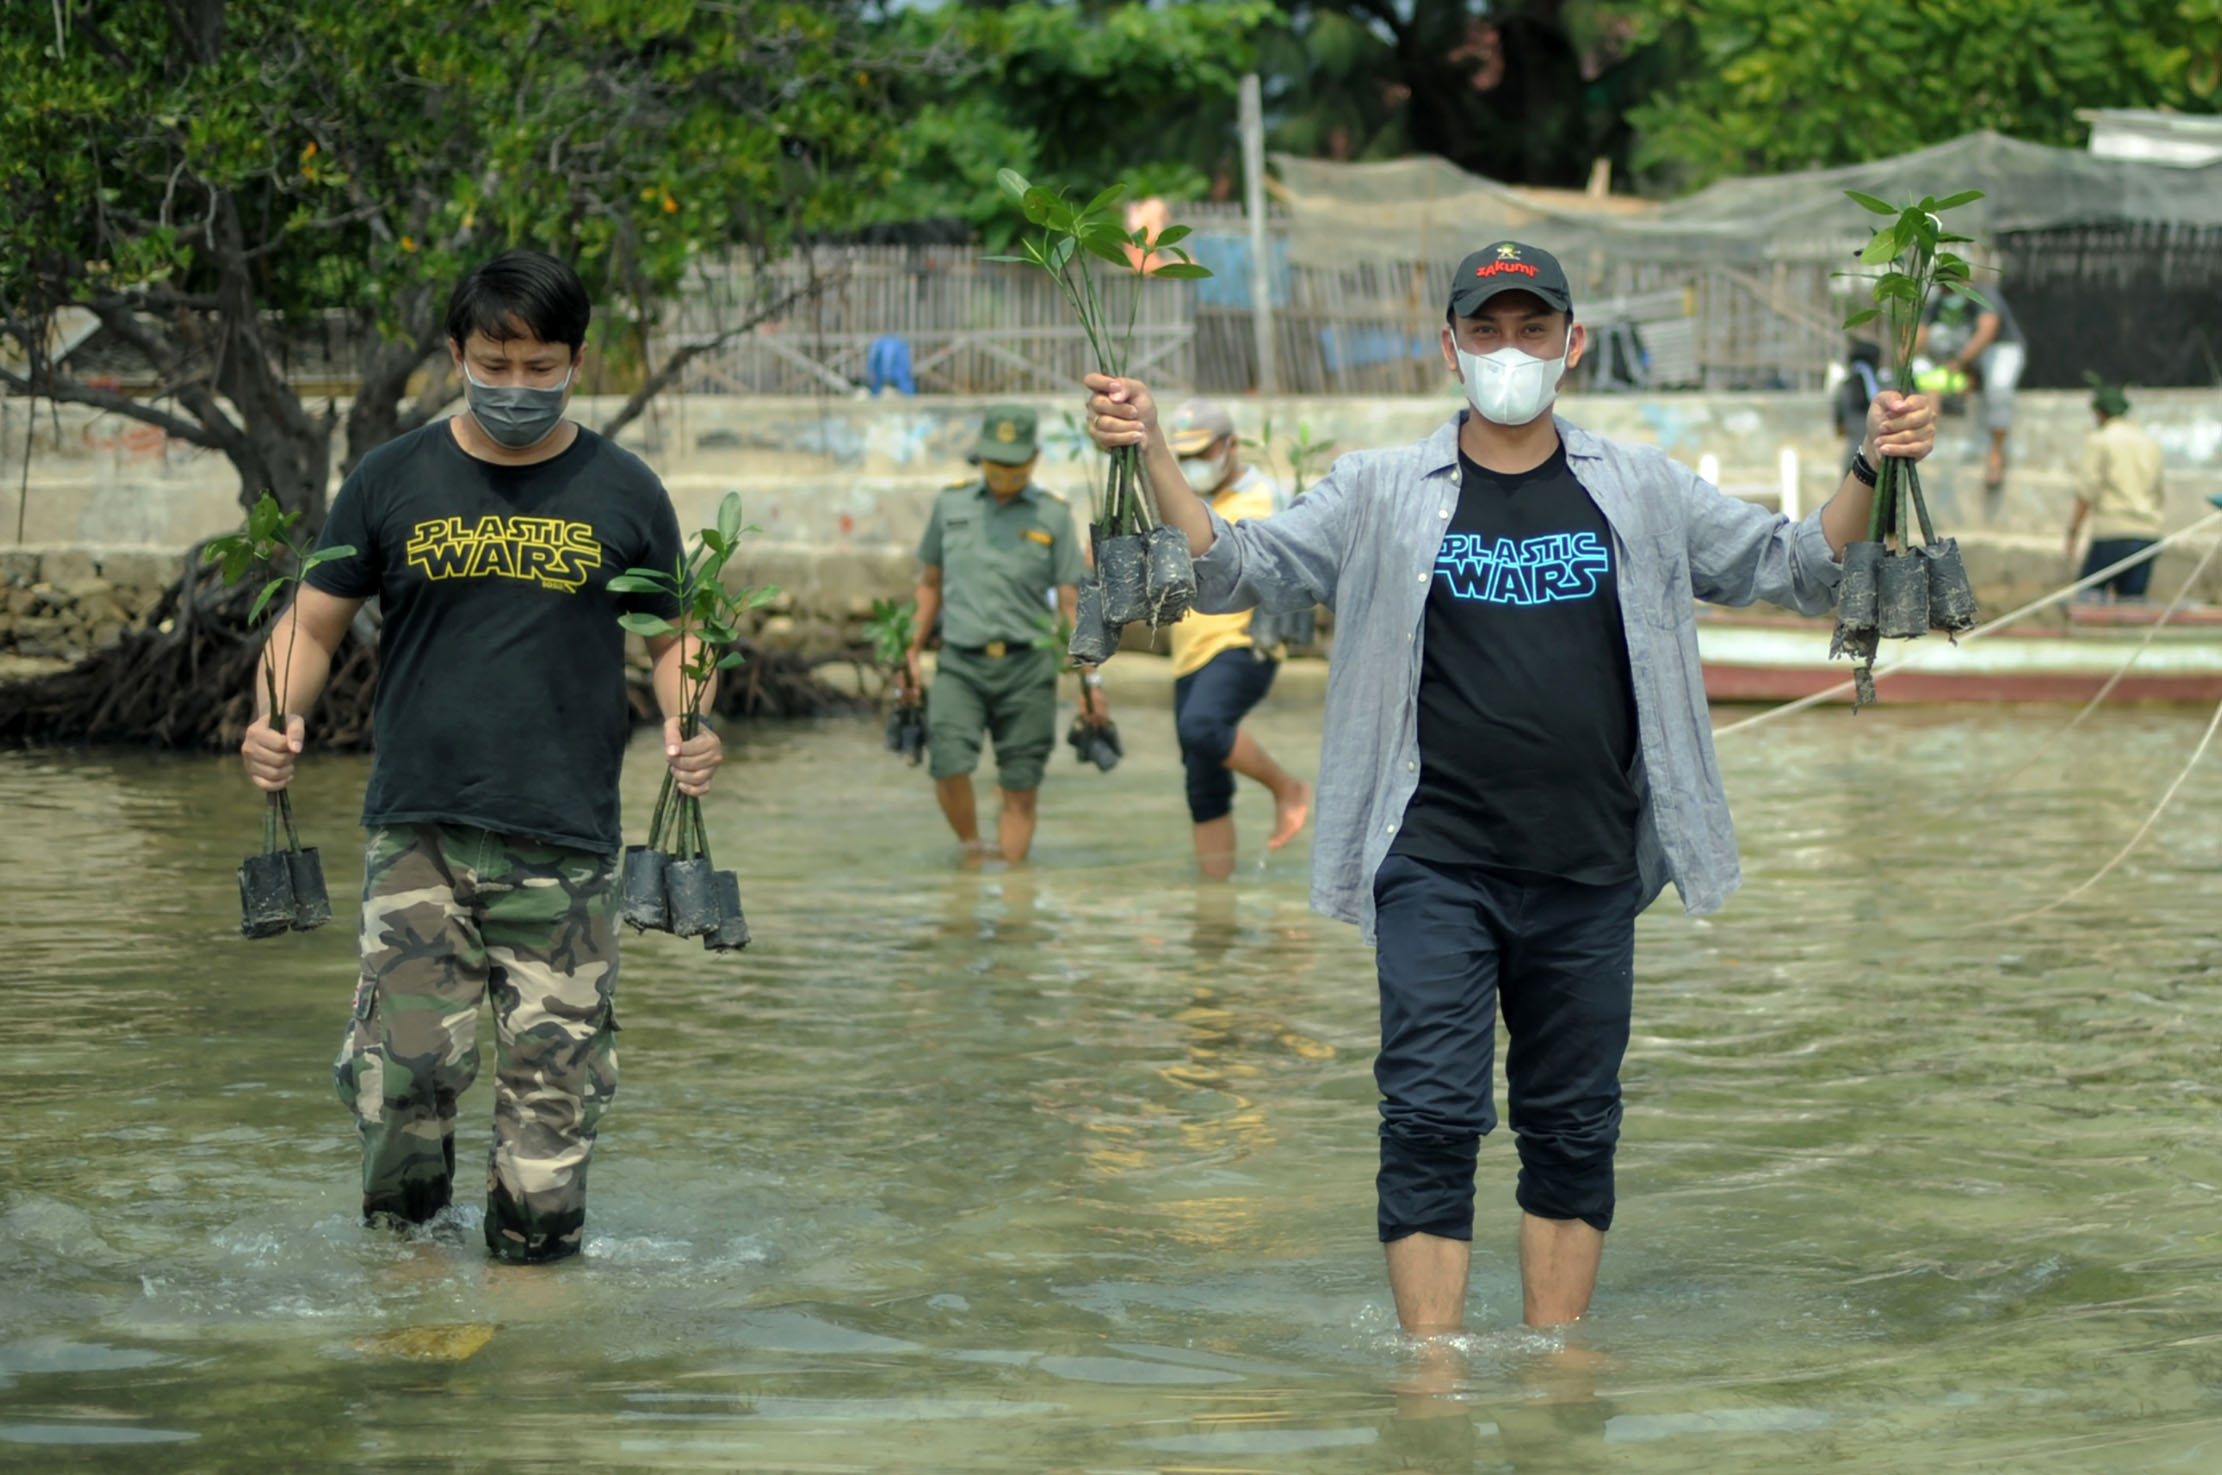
[716,492,742,544]
[717,650,749,669]
[1083,181,1125,218]
[1859,228,1903,267]
[996,168,1031,201]
[619,612,677,638]
[1149,263,1214,279]
[1049,235,1077,271]
[1944,281,1994,310]
[249,577,287,624]
[981,253,1032,265]
[1845,190,1898,215]
[1843,307,1881,328]
[1933,189,1984,211]
[1152,224,1192,249]
[301,544,356,569]
[606,572,671,594]
[1081,227,1132,268]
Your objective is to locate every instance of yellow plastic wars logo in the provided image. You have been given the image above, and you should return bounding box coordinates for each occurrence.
[404,515,602,591]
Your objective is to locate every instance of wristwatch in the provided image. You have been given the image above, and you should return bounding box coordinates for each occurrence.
[1081,671,1103,688]
[1849,450,1880,487]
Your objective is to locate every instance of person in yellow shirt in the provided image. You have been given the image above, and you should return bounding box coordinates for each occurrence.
[1165,399,1312,877]
[2067,380,2167,601]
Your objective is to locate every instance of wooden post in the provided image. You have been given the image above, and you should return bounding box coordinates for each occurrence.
[1239,73,1277,395]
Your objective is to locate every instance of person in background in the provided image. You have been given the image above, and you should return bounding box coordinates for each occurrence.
[1832,340,1888,474]
[2067,378,2167,601]
[1164,398,1311,877]
[1916,289,2024,495]
[905,405,1100,864]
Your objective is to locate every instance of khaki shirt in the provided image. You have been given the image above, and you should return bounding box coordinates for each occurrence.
[918,481,1084,647]
[2079,417,2166,539]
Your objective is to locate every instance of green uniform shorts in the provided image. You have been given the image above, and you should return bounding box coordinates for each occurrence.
[927,645,1058,791]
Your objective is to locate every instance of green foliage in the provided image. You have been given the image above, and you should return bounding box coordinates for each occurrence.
[867,2,1273,239]
[1031,608,1075,654]
[1,1,901,518]
[1838,189,1986,383]
[861,598,917,671]
[1248,418,1334,500]
[203,493,357,629]
[1622,0,2221,186]
[609,492,780,729]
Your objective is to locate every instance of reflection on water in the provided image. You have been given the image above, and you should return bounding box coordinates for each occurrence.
[5,700,2222,1470]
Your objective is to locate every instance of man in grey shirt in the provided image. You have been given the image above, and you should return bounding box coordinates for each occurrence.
[1084,242,1937,1337]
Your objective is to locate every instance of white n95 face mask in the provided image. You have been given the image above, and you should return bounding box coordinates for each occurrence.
[1455,333,1570,427]
[1180,452,1225,493]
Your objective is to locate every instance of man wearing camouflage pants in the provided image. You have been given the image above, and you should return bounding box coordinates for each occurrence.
[238,250,722,1263]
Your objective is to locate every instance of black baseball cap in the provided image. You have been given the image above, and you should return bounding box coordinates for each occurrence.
[1448,241,1573,318]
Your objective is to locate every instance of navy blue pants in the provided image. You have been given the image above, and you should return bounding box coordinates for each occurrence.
[2080,537,2157,600]
[1371,852,1643,1240]
[1172,648,1278,824]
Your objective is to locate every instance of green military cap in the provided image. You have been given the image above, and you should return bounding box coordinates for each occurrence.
[973,404,1039,465]
[2084,370,2130,418]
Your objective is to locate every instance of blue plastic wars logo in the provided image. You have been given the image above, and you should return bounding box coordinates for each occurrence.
[1431,531,1609,605]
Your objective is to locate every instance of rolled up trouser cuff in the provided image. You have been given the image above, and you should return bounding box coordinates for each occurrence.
[1378,1124,1481,1242]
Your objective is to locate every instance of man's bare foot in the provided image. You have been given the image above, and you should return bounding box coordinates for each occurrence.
[957,841,990,871]
[1267,781,1311,850]
[1984,445,2006,488]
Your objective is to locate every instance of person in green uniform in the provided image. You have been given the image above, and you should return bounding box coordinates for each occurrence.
[904,405,1100,863]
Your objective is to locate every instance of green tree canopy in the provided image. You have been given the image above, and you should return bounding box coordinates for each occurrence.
[1,0,908,526]
[1621,0,2222,188]
[866,1,1276,238]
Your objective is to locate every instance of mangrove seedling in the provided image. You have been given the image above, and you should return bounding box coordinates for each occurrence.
[205,492,356,938]
[608,491,777,952]
[986,172,1213,646]
[1833,188,1987,706]
[865,597,925,765]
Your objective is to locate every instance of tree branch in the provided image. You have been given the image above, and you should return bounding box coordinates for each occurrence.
[0,364,224,449]
[595,271,838,442]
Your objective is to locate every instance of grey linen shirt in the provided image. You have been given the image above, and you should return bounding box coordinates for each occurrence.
[1193,411,1846,942]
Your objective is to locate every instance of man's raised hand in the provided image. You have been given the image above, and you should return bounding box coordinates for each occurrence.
[1084,373,1158,452]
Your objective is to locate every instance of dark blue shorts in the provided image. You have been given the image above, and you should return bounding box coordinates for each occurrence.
[1171,648,1278,824]
[2080,537,2157,600]
[1371,852,1644,1240]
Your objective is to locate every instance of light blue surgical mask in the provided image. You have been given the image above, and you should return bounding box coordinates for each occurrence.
[464,365,573,449]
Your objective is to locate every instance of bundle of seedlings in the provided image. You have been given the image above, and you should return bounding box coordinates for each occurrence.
[204,494,356,938]
[864,597,925,764]
[1831,189,1985,708]
[610,493,775,953]
[1034,608,1120,770]
[985,171,1212,664]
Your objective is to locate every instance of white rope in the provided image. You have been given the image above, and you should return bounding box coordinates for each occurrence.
[1983,687,2222,929]
[1711,511,2222,741]
[1935,532,2222,821]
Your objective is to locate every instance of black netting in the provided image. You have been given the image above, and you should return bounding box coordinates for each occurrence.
[1996,225,2222,389]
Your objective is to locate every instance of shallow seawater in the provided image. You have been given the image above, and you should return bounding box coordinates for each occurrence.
[4,691,2222,1471]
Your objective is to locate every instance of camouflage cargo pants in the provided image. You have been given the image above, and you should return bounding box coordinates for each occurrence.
[333,824,620,1264]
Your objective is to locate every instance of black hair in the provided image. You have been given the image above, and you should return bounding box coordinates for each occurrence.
[1847,339,1883,367]
[444,249,591,354]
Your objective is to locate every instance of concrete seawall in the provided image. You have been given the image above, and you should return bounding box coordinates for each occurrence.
[6,387,2219,667]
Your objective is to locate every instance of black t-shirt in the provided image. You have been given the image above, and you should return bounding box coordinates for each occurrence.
[1391,447,1641,883]
[307,422,683,854]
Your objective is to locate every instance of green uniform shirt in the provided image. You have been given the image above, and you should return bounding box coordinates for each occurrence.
[917,480,1084,647]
